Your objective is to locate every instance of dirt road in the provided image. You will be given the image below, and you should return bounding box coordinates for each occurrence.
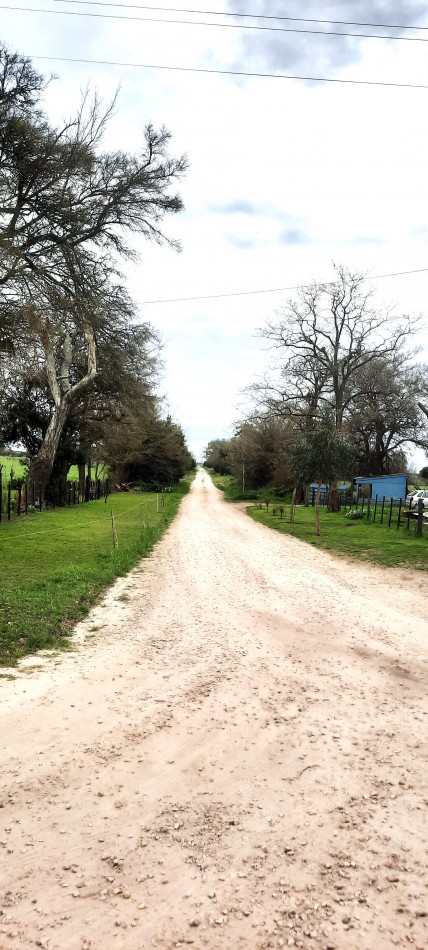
[1,470,427,950]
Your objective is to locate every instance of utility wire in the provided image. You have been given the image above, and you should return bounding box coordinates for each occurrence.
[8,5,428,41]
[27,55,428,89]
[140,268,428,305]
[51,1,428,33]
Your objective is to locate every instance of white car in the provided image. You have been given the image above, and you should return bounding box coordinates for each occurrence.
[407,489,428,509]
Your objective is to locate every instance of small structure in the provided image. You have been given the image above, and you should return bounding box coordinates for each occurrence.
[354,473,407,502]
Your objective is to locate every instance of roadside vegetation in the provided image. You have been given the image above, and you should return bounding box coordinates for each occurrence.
[210,471,292,504]
[209,472,427,570]
[248,503,427,571]
[205,265,427,567]
[0,479,192,667]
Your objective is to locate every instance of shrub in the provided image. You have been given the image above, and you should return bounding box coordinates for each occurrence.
[345,508,366,520]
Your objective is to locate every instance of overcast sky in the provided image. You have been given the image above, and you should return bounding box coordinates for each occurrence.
[2,0,428,464]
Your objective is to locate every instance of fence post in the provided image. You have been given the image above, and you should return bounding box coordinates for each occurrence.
[7,481,11,520]
[17,482,22,516]
[367,493,371,520]
[373,494,378,522]
[417,497,424,537]
[380,496,385,524]
[397,498,402,530]
[111,510,118,548]
[388,497,393,528]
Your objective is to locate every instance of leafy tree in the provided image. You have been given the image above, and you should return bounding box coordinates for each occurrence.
[291,427,354,535]
[104,410,194,486]
[203,439,234,475]
[347,356,428,476]
[0,44,187,487]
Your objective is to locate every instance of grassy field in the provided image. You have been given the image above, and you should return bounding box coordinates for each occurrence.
[0,455,105,482]
[248,503,427,571]
[0,455,27,480]
[0,479,191,666]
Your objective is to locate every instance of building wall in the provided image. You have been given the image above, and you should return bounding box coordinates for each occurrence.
[355,474,407,501]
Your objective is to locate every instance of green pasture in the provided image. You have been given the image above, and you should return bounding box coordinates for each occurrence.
[0,455,105,483]
[248,503,427,571]
[0,455,27,480]
[0,479,191,666]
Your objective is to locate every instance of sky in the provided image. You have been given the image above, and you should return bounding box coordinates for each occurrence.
[1,0,428,465]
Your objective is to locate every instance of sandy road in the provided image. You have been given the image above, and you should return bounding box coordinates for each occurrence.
[0,470,427,950]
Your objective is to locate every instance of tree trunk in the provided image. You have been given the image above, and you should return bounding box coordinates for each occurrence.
[27,402,70,492]
[53,459,70,504]
[328,480,340,513]
[290,486,297,523]
[78,462,85,496]
[315,482,321,537]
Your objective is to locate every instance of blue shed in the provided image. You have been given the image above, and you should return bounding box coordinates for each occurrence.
[354,473,407,501]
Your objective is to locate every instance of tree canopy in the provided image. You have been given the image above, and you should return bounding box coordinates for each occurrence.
[0,44,192,488]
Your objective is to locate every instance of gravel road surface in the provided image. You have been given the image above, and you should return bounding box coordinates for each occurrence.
[1,469,427,950]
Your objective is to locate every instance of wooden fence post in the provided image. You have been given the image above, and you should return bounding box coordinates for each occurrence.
[380,496,385,525]
[397,498,402,530]
[111,510,118,548]
[417,497,424,537]
[373,494,378,522]
[17,482,22,516]
[7,481,11,520]
[388,497,394,528]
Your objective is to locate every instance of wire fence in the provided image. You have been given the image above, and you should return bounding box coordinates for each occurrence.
[255,488,427,537]
[0,467,110,525]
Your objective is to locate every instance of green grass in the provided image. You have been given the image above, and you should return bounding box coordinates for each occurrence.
[0,455,105,483]
[0,454,27,480]
[248,503,428,571]
[0,478,192,666]
[209,471,292,504]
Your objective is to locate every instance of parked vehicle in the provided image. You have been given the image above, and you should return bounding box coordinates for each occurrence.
[406,489,428,509]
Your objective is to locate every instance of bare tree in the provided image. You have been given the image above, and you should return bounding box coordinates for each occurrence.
[258,265,414,431]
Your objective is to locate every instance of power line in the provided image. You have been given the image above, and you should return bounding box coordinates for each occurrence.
[139,268,428,305]
[27,55,428,89]
[8,5,428,42]
[51,1,428,33]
